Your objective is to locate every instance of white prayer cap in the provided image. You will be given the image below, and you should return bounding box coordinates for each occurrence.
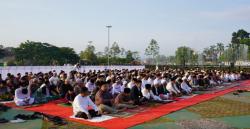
[123,81,128,85]
[161,79,166,84]
[106,76,111,81]
[176,77,182,82]
[52,72,57,75]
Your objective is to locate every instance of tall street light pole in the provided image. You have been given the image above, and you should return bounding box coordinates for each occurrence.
[106,25,112,67]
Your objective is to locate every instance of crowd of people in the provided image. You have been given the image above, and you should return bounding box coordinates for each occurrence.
[0,68,249,119]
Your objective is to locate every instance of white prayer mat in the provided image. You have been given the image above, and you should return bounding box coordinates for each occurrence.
[192,85,200,88]
[0,101,14,104]
[217,86,225,89]
[223,82,232,85]
[178,94,198,99]
[70,115,115,122]
[162,100,174,102]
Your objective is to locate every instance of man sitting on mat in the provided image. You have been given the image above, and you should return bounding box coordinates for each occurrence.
[130,79,147,105]
[95,81,119,114]
[65,86,76,104]
[142,84,162,102]
[152,79,170,100]
[180,78,192,95]
[73,87,101,119]
[166,77,182,97]
[114,88,137,109]
[14,78,34,106]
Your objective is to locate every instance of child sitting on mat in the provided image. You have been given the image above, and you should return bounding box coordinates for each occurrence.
[73,87,101,119]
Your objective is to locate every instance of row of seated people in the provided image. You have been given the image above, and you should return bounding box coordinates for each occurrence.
[0,69,246,119]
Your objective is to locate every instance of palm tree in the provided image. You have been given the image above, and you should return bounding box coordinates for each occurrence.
[216,43,224,60]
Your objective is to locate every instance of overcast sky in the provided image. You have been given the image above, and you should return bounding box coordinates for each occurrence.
[0,0,250,56]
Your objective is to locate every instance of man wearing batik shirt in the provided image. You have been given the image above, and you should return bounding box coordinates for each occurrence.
[115,88,137,109]
[95,81,118,114]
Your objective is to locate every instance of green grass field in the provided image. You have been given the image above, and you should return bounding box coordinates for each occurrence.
[0,91,250,129]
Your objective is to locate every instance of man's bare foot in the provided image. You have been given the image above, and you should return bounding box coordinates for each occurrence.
[102,112,108,115]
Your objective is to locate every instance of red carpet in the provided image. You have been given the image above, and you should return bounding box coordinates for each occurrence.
[5,80,250,129]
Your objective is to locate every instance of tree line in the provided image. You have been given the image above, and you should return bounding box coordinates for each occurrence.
[0,40,140,66]
[144,29,250,66]
[0,29,249,66]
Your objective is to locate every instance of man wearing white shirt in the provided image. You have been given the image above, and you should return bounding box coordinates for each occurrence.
[153,77,161,87]
[121,81,127,92]
[14,84,34,106]
[229,73,236,81]
[147,75,155,86]
[75,73,83,85]
[49,72,59,86]
[142,84,162,101]
[128,78,136,89]
[73,63,81,72]
[73,87,100,119]
[161,78,167,87]
[111,80,122,96]
[141,75,149,90]
[224,73,230,82]
[166,77,181,96]
[180,79,192,95]
[86,78,96,93]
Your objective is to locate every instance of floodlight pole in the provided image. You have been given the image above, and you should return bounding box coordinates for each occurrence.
[106,25,112,67]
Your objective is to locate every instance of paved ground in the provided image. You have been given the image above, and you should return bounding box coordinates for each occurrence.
[0,91,250,129]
